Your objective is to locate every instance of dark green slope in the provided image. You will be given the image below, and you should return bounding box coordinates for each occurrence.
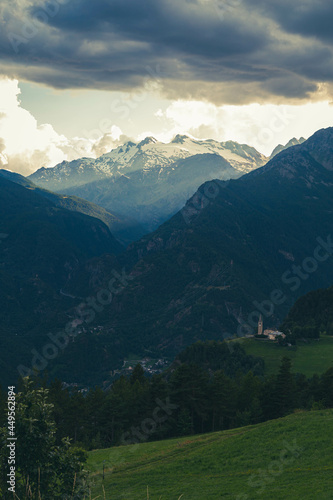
[0,169,145,245]
[281,286,333,336]
[36,190,146,246]
[0,168,35,187]
[0,176,122,276]
[0,177,123,384]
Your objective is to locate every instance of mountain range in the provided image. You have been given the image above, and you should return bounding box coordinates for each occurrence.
[29,136,268,237]
[73,127,332,373]
[2,128,333,385]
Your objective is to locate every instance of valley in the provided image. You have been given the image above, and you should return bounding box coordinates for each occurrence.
[2,129,333,386]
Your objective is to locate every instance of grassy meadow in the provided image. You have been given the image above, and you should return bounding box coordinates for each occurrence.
[234,335,333,377]
[88,409,333,499]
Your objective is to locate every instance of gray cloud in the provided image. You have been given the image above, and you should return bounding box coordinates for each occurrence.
[0,0,333,104]
[252,0,333,43]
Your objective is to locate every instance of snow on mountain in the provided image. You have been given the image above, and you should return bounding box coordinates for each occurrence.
[29,135,268,191]
[270,137,306,159]
[27,136,269,239]
[103,134,267,172]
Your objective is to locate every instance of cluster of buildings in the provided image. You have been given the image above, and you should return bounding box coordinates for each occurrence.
[111,358,169,377]
[257,315,286,341]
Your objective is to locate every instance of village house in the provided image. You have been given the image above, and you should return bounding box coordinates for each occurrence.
[264,329,286,341]
[257,315,286,340]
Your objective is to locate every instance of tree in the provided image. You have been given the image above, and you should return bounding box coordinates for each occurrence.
[48,379,72,444]
[177,408,192,436]
[274,357,295,417]
[170,363,209,434]
[320,367,333,408]
[236,371,261,413]
[130,364,146,386]
[210,370,236,431]
[85,386,105,449]
[101,376,133,445]
[0,378,88,499]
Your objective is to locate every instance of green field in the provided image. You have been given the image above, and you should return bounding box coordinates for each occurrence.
[88,409,333,499]
[234,336,333,377]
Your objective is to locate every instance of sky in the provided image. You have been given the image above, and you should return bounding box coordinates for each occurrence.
[1,0,333,175]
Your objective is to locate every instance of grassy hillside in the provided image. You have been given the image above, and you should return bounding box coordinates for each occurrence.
[88,409,333,499]
[235,336,333,377]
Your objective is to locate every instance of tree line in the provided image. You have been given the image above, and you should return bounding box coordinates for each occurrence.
[2,341,330,452]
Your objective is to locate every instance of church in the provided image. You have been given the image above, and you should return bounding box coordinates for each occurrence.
[257,314,286,340]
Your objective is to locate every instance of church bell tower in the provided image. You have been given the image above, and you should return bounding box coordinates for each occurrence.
[258,314,263,335]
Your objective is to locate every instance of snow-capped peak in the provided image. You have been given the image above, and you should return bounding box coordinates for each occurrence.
[29,135,268,191]
[171,134,190,144]
[138,137,158,147]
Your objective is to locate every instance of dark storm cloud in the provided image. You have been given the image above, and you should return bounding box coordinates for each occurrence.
[252,0,333,43]
[39,0,262,56]
[0,0,333,103]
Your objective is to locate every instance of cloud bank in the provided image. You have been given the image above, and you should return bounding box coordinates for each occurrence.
[0,78,125,175]
[0,0,333,104]
[1,77,333,175]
